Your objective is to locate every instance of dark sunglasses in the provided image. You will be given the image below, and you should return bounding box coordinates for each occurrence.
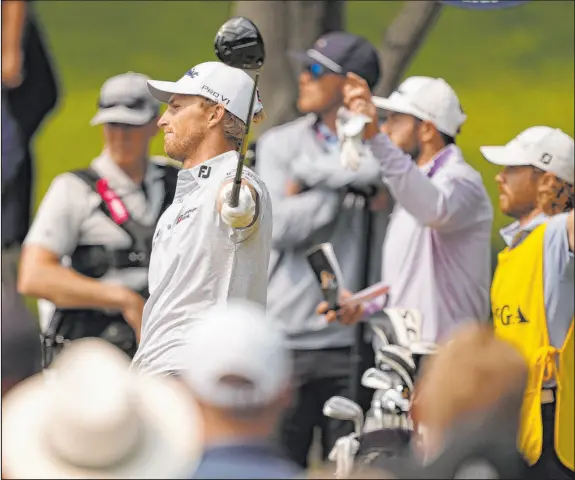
[305,63,340,80]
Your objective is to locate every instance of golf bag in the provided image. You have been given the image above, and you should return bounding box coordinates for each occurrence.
[324,308,437,477]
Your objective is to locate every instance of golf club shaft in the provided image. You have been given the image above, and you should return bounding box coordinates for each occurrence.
[229,69,261,208]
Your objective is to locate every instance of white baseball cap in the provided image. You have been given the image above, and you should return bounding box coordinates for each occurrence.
[373,76,467,137]
[480,126,574,184]
[1,338,202,479]
[181,300,292,411]
[147,61,263,124]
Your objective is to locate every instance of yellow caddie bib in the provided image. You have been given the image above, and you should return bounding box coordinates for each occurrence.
[491,223,574,469]
[556,322,574,471]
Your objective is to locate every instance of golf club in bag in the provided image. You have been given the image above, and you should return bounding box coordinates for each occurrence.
[323,396,365,478]
[324,309,438,476]
[214,16,265,208]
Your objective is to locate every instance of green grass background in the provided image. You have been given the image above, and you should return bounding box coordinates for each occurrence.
[34,0,574,253]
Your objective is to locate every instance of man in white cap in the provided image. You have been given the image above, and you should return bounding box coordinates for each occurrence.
[320,73,493,344]
[1,338,202,479]
[181,300,302,479]
[131,62,273,377]
[481,126,574,479]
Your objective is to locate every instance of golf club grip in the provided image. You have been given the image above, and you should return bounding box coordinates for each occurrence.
[229,70,261,208]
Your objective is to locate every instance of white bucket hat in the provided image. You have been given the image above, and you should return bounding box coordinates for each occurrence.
[1,338,203,479]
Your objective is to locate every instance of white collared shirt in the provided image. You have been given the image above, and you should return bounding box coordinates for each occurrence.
[25,153,169,330]
[132,151,273,375]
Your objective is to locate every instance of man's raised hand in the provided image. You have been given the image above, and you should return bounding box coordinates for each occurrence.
[342,73,379,140]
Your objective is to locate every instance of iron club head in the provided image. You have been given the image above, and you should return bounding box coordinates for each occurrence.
[323,396,364,436]
[361,367,393,391]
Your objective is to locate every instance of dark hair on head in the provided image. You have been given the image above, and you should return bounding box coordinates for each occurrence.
[565,184,574,211]
[440,131,456,146]
[414,117,456,146]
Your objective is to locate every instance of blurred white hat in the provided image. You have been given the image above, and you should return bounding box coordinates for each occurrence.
[373,76,466,137]
[91,72,160,127]
[481,126,574,184]
[147,61,263,124]
[1,338,202,479]
[181,300,292,411]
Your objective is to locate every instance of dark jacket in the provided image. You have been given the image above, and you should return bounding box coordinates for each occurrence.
[1,283,42,395]
[2,1,59,246]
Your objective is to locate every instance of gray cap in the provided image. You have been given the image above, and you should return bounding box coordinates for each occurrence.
[90,72,160,126]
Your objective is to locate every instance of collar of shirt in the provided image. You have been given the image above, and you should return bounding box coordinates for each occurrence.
[499,212,548,248]
[316,121,339,145]
[91,152,164,197]
[313,119,340,154]
[175,150,238,198]
[419,144,456,178]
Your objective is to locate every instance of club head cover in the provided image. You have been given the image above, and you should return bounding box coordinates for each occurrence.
[383,308,423,348]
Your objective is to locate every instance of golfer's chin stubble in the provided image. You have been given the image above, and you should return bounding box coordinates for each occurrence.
[163,137,185,162]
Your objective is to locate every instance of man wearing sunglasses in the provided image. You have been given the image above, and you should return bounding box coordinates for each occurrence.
[255,32,385,468]
[18,72,178,365]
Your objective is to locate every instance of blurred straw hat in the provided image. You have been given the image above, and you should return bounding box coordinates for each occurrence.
[2,338,203,479]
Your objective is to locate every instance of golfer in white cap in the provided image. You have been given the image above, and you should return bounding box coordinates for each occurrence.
[131,62,273,376]
[321,74,493,343]
[1,338,202,479]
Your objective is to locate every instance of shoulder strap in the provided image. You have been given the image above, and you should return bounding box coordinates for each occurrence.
[159,164,179,216]
[70,167,100,191]
[70,167,129,224]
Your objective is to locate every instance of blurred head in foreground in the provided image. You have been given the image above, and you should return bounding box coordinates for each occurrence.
[1,338,202,479]
[412,323,528,460]
[181,300,293,444]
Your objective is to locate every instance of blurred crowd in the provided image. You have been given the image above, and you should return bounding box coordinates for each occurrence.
[2,1,574,479]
